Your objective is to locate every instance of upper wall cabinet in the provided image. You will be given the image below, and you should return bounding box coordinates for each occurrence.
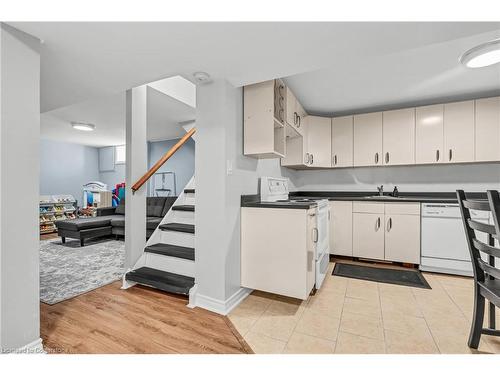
[475,97,500,162]
[306,116,332,168]
[383,108,415,166]
[416,104,444,164]
[285,86,306,136]
[353,112,383,167]
[331,116,354,168]
[443,100,475,163]
[243,79,286,159]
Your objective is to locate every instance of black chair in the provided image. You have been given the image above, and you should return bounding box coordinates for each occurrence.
[457,190,500,349]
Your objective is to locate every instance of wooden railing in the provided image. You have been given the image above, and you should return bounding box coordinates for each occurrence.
[131,127,196,193]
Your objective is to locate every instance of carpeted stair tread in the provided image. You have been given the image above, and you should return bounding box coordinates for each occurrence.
[184,189,195,194]
[145,243,195,261]
[125,267,194,295]
[159,222,195,234]
[172,205,195,212]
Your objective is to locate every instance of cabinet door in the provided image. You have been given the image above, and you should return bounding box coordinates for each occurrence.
[296,101,307,134]
[384,214,420,264]
[475,97,500,162]
[383,108,415,165]
[353,212,385,260]
[444,100,475,163]
[285,87,297,127]
[353,112,383,167]
[329,201,353,256]
[307,116,332,167]
[416,104,444,164]
[332,116,354,167]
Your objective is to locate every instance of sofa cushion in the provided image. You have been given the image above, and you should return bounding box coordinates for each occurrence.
[146,217,163,230]
[147,197,167,217]
[110,216,125,227]
[55,216,114,231]
[115,200,126,215]
[162,197,178,216]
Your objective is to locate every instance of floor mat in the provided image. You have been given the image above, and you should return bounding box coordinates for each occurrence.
[39,238,125,304]
[332,262,431,289]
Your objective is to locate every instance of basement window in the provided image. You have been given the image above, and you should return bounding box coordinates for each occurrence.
[115,145,126,164]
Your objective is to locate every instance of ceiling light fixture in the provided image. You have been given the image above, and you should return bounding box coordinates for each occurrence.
[460,39,500,68]
[193,71,212,84]
[71,122,95,132]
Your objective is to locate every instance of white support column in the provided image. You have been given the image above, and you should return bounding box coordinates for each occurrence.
[0,24,43,352]
[125,86,148,269]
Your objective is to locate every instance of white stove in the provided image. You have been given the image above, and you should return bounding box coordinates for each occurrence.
[259,177,330,290]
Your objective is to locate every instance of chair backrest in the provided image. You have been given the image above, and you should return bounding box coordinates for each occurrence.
[457,190,500,283]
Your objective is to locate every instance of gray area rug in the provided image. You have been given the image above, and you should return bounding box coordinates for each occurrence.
[40,238,125,304]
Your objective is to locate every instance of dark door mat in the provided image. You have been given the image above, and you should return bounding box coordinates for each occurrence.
[332,263,431,289]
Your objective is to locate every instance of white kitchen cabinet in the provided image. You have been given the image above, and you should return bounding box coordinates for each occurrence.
[241,207,315,300]
[329,201,353,256]
[353,212,385,260]
[475,96,500,162]
[244,79,286,158]
[444,100,475,163]
[353,112,383,167]
[384,203,421,264]
[331,116,354,168]
[306,116,332,168]
[285,86,305,136]
[383,108,415,165]
[416,104,444,164]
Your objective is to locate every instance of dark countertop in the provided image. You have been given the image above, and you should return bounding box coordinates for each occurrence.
[241,191,488,209]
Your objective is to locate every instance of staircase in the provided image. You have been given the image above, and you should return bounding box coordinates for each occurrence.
[122,177,197,301]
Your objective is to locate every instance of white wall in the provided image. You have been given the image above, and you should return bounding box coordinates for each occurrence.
[291,163,500,193]
[0,24,41,351]
[195,79,294,309]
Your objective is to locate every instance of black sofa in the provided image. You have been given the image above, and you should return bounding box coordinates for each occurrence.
[55,196,176,246]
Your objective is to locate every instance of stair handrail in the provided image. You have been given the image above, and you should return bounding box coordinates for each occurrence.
[131,127,196,193]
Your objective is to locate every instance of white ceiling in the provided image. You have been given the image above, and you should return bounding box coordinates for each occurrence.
[9,22,500,114]
[41,86,195,147]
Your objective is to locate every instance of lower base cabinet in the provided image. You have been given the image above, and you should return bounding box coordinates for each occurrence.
[384,213,420,264]
[329,201,353,256]
[351,202,421,264]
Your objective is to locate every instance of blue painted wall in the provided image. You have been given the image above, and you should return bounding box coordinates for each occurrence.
[40,138,195,204]
[147,138,195,196]
[39,139,100,205]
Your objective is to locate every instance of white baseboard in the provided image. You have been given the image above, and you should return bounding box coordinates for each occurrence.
[193,287,252,315]
[6,338,45,354]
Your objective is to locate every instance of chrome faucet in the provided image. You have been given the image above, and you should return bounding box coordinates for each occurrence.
[377,185,384,196]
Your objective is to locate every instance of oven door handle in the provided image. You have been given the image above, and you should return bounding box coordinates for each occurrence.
[313,228,319,243]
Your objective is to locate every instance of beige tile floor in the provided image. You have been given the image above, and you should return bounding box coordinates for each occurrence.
[228,262,500,354]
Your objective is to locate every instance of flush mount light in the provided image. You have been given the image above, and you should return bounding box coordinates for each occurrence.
[71,122,95,131]
[193,71,211,84]
[460,39,500,68]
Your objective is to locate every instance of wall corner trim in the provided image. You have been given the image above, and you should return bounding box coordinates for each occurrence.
[6,338,45,354]
[193,287,252,316]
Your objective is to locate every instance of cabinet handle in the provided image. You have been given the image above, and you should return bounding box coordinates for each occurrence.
[294,112,298,125]
[278,108,284,122]
[436,149,440,162]
[305,153,310,164]
[376,217,381,231]
[449,149,453,161]
[385,152,389,164]
[333,154,337,166]
[375,152,379,164]
[313,228,319,243]
[310,154,314,165]
[297,115,301,128]
[387,217,392,232]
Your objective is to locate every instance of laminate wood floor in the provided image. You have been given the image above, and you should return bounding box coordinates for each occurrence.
[41,281,252,354]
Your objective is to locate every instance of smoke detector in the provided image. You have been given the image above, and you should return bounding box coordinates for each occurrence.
[193,71,212,84]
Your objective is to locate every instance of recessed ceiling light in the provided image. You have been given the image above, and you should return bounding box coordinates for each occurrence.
[460,39,500,68]
[71,122,95,132]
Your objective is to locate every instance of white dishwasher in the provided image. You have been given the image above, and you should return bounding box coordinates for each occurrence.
[420,203,490,277]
